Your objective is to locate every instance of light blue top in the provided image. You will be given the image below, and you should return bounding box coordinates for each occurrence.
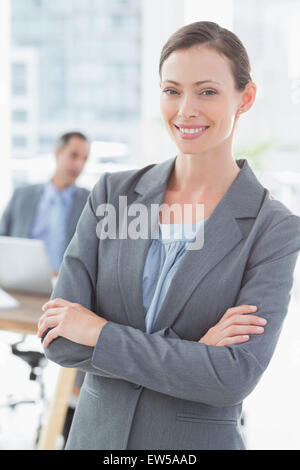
[142,218,209,334]
[30,180,77,270]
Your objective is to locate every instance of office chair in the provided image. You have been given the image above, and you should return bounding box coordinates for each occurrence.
[0,335,48,445]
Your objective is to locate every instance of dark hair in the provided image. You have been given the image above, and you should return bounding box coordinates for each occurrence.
[159,21,252,91]
[56,131,89,150]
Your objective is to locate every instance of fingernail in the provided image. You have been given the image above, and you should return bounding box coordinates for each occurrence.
[256,326,264,332]
[250,305,257,310]
[259,318,267,325]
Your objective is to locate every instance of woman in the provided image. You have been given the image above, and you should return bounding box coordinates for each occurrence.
[37,22,300,450]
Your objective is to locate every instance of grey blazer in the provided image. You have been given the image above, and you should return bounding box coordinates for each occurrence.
[43,157,300,450]
[0,183,90,250]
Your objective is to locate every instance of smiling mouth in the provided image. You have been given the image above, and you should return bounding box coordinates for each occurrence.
[174,124,210,139]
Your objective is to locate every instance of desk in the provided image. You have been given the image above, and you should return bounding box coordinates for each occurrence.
[0,289,76,450]
[0,289,48,334]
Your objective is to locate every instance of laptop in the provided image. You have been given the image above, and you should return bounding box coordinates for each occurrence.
[0,287,20,308]
[0,236,53,295]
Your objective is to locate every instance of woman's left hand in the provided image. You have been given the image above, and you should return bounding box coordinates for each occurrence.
[37,298,108,348]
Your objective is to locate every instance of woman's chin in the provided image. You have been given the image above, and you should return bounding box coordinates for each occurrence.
[176,146,209,158]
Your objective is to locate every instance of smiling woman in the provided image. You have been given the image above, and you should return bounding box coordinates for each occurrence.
[38,21,300,450]
[159,31,256,201]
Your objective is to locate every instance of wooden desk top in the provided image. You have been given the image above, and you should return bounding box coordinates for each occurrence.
[0,289,50,335]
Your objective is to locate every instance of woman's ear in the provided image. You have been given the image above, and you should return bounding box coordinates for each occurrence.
[237,81,257,116]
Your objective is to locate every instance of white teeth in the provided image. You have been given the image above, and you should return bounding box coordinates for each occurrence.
[179,127,207,134]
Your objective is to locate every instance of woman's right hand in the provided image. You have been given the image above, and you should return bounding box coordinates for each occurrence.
[198,304,267,346]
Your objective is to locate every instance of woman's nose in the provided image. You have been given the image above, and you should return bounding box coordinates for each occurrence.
[177,95,200,118]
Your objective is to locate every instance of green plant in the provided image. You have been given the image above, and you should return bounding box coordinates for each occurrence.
[235,141,274,173]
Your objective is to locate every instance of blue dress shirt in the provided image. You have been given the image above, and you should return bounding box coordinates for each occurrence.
[142,218,209,334]
[30,181,77,271]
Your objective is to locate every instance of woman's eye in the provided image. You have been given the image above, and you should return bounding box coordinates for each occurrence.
[163,89,178,95]
[201,90,216,96]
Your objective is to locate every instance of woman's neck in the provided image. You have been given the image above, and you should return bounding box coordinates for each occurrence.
[168,152,240,200]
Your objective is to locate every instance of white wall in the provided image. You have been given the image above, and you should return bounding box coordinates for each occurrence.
[184,0,233,29]
[140,0,184,166]
[0,0,12,214]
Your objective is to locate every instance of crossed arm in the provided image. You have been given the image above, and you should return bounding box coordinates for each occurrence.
[38,299,266,349]
[37,175,300,406]
[38,250,299,406]
[38,298,268,406]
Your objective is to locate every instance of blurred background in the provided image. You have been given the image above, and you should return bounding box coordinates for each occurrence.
[0,0,300,450]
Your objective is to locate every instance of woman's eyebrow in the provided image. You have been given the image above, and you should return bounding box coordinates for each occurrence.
[162,79,220,86]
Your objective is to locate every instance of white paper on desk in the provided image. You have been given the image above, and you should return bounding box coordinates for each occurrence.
[0,288,20,308]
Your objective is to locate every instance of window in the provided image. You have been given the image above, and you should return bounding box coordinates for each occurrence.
[12,135,28,148]
[11,0,141,163]
[12,110,28,123]
[11,63,27,95]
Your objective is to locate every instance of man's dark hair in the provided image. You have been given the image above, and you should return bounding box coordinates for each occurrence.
[56,131,89,150]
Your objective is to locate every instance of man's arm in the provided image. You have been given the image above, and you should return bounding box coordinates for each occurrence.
[0,191,16,235]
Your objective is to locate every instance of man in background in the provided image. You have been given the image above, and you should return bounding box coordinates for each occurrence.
[0,131,90,273]
[0,131,90,447]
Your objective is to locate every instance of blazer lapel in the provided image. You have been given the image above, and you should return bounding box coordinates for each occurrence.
[118,158,176,331]
[118,156,265,333]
